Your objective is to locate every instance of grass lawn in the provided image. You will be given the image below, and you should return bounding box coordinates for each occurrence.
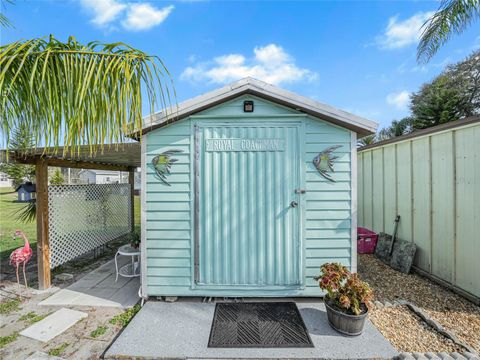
[0,188,36,260]
[0,187,140,260]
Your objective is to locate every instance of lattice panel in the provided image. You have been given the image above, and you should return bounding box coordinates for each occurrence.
[48,184,132,268]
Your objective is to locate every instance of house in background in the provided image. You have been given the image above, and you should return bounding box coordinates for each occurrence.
[15,182,36,202]
[78,169,122,184]
[0,172,13,188]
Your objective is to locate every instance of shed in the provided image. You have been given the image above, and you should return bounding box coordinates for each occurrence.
[15,182,36,202]
[140,77,377,297]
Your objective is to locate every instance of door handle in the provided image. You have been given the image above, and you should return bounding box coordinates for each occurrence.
[290,201,298,208]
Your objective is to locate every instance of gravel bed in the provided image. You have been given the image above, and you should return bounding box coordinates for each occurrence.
[358,254,480,353]
[369,305,464,353]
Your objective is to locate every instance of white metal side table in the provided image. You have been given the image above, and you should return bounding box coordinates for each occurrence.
[115,244,140,282]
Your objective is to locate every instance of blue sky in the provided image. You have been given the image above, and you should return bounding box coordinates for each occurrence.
[2,0,479,130]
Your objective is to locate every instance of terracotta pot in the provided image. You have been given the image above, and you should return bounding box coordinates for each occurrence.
[324,298,368,336]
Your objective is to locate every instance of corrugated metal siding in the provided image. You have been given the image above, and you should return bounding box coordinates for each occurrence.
[358,121,480,298]
[145,95,353,297]
[197,124,301,287]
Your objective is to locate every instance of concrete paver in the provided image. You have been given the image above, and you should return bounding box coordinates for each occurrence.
[20,308,87,342]
[39,258,139,308]
[105,299,398,359]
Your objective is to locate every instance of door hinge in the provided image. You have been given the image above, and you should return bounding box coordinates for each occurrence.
[295,189,306,194]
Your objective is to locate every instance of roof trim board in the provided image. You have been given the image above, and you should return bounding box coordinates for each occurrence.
[140,78,378,137]
[358,116,480,151]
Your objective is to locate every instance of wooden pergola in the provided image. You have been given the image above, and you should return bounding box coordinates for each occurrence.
[5,142,141,290]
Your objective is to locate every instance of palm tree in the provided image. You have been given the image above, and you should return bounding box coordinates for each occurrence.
[377,117,413,140]
[357,134,376,147]
[1,36,173,153]
[417,0,480,63]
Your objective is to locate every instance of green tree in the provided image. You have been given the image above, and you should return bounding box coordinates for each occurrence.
[410,51,479,129]
[0,123,35,188]
[411,76,465,129]
[443,50,480,116]
[417,0,480,63]
[49,169,64,185]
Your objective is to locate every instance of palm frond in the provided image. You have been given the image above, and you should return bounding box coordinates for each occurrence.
[14,200,36,223]
[0,13,12,28]
[357,134,376,147]
[417,0,480,63]
[0,36,174,155]
[0,0,14,28]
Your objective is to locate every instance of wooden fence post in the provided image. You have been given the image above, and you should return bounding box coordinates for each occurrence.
[36,158,50,290]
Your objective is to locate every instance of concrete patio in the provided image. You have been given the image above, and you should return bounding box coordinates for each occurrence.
[105,299,398,359]
[39,257,140,309]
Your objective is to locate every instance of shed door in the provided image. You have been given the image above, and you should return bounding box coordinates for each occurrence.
[195,123,303,287]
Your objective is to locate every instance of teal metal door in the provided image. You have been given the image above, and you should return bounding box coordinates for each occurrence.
[194,122,303,288]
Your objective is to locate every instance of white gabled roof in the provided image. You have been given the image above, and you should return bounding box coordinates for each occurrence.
[141,77,378,137]
[79,169,122,176]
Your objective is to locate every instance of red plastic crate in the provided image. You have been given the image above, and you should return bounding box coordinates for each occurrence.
[357,227,378,254]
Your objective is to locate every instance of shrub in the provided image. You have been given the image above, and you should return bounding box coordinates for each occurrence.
[314,263,373,315]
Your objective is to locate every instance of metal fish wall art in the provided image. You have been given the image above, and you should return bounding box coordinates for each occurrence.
[152,149,183,186]
[312,145,342,182]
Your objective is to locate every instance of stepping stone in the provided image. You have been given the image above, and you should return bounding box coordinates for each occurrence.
[20,308,87,342]
[54,273,74,282]
[24,351,64,360]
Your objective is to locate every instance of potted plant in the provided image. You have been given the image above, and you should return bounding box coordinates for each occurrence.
[128,231,141,249]
[314,263,373,336]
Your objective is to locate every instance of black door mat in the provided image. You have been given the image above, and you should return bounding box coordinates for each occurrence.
[208,302,314,348]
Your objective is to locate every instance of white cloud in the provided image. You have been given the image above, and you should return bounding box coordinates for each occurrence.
[181,44,318,85]
[80,0,126,26]
[386,91,410,110]
[80,0,173,31]
[377,11,434,49]
[122,4,174,31]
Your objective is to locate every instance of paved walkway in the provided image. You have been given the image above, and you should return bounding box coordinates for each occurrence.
[39,257,139,308]
[105,299,398,359]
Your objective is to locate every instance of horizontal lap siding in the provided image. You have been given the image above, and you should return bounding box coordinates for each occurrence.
[145,121,192,294]
[304,119,352,296]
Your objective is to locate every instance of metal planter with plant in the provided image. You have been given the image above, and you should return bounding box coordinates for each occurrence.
[315,263,373,336]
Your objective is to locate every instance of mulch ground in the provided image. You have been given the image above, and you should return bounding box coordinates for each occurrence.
[358,254,480,353]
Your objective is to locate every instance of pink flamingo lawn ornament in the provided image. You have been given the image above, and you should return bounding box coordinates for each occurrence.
[10,230,33,288]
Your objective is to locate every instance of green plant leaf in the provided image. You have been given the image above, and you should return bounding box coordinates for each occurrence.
[0,36,174,154]
[417,0,480,63]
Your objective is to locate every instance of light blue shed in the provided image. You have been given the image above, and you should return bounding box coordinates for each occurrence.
[140,78,377,298]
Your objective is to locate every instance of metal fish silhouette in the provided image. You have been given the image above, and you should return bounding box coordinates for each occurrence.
[152,149,183,186]
[312,145,342,182]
